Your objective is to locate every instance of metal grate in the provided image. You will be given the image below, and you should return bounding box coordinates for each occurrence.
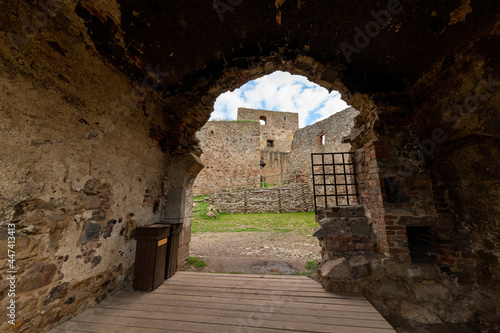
[311,152,358,212]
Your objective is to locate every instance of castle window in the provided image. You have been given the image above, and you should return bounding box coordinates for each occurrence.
[259,116,267,125]
[318,134,326,145]
[284,116,287,121]
[267,140,274,147]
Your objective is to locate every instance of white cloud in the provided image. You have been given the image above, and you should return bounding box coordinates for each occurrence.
[211,71,349,127]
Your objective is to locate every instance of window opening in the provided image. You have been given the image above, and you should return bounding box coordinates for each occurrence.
[259,116,267,125]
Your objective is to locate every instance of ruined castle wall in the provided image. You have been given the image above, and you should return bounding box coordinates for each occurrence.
[260,151,290,179]
[0,10,171,331]
[288,107,358,188]
[193,121,261,196]
[237,107,298,151]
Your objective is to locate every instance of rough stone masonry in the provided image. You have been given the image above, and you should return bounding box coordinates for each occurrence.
[193,107,299,195]
[194,107,358,198]
[0,0,499,332]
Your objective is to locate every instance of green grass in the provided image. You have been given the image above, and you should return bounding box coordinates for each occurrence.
[295,259,319,278]
[305,259,319,271]
[192,196,212,220]
[187,256,207,269]
[191,206,316,234]
[273,227,293,233]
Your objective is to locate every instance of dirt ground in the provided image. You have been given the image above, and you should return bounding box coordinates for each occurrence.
[186,231,321,274]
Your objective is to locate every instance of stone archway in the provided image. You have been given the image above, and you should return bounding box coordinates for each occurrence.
[163,153,204,269]
[164,53,395,258]
[2,1,499,331]
[170,51,500,327]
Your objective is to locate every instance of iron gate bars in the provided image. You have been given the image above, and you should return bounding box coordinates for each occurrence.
[311,152,358,212]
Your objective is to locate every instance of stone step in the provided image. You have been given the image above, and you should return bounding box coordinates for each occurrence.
[314,216,371,239]
[315,205,366,222]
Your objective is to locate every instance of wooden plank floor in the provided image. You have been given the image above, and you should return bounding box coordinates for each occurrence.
[49,272,396,333]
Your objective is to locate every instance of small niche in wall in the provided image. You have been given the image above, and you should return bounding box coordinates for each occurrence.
[407,226,435,263]
[259,116,267,125]
[267,139,274,147]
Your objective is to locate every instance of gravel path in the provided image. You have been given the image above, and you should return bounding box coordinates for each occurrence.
[187,231,321,274]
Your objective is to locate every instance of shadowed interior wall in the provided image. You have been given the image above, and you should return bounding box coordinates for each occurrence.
[0,7,171,329]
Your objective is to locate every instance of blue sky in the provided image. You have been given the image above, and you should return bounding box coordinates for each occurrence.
[210,71,349,128]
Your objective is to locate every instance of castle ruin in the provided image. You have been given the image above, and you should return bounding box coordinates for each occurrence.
[193,107,299,195]
[1,1,500,331]
[194,107,359,204]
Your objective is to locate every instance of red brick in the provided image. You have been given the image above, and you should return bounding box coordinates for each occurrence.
[385,225,406,231]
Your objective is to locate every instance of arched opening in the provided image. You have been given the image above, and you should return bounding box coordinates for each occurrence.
[176,52,500,330]
[6,2,499,330]
[190,70,352,275]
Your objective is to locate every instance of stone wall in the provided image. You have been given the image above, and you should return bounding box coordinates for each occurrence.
[162,153,204,271]
[193,109,299,196]
[314,206,500,328]
[311,29,500,328]
[407,43,500,295]
[0,7,172,330]
[237,107,298,151]
[313,206,374,253]
[288,107,358,202]
[260,151,290,178]
[193,121,261,195]
[208,183,313,214]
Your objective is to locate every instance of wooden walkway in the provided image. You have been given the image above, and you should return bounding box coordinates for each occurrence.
[49,271,395,333]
